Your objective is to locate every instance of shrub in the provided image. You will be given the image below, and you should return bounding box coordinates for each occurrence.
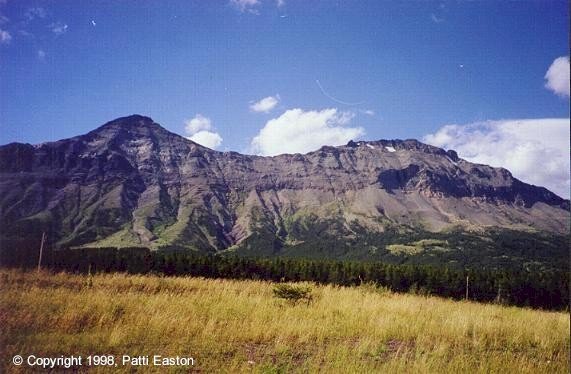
[272,284,313,304]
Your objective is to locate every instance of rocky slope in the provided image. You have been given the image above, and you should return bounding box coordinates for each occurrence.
[0,115,568,262]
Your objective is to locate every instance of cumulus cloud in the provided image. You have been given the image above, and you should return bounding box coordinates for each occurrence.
[0,28,10,44]
[250,108,365,156]
[185,114,212,134]
[423,119,570,198]
[231,0,260,13]
[250,95,280,113]
[189,131,223,150]
[544,56,570,97]
[184,114,223,150]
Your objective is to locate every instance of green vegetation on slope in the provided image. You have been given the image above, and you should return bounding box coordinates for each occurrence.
[235,217,569,273]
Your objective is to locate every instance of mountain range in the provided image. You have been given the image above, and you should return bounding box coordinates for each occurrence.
[1,115,568,270]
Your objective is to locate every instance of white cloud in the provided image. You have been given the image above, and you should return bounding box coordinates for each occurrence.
[250,108,365,156]
[185,114,212,134]
[188,131,223,150]
[423,119,570,198]
[230,0,260,13]
[24,7,47,21]
[49,22,68,35]
[0,28,10,44]
[250,95,280,113]
[184,114,223,149]
[37,49,45,60]
[544,56,570,97]
[362,109,375,116]
[277,0,285,7]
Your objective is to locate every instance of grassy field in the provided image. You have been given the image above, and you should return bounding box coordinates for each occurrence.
[0,269,569,373]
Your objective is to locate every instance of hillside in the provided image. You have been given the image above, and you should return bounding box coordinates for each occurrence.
[0,270,568,373]
[0,115,568,270]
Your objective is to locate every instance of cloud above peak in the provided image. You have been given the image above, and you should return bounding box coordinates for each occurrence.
[185,114,212,134]
[189,131,223,150]
[184,114,223,150]
[250,95,280,113]
[544,56,570,98]
[250,108,364,156]
[424,118,570,198]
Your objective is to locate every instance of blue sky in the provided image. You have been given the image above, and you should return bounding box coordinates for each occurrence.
[0,1,569,196]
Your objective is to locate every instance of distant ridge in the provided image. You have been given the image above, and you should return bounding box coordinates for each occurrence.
[0,115,568,269]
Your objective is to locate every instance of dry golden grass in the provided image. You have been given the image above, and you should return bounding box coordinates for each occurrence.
[0,269,569,373]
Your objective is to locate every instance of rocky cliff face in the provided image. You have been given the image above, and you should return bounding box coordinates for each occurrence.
[0,115,568,255]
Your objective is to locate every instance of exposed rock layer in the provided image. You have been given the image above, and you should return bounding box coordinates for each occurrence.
[0,115,568,252]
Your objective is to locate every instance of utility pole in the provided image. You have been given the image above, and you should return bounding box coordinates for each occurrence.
[37,232,46,272]
[465,275,469,300]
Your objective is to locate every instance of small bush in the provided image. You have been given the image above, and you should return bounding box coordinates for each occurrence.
[272,284,313,304]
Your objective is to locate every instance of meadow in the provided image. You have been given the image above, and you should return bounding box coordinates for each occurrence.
[0,269,569,373]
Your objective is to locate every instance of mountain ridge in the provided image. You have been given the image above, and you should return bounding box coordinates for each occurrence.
[0,115,568,267]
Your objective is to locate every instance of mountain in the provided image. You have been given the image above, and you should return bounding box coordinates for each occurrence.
[0,115,568,270]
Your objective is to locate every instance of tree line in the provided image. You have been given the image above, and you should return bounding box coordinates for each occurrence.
[1,245,568,310]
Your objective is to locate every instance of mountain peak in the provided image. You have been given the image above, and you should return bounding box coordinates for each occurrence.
[98,114,157,129]
[344,138,449,156]
[85,114,180,143]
